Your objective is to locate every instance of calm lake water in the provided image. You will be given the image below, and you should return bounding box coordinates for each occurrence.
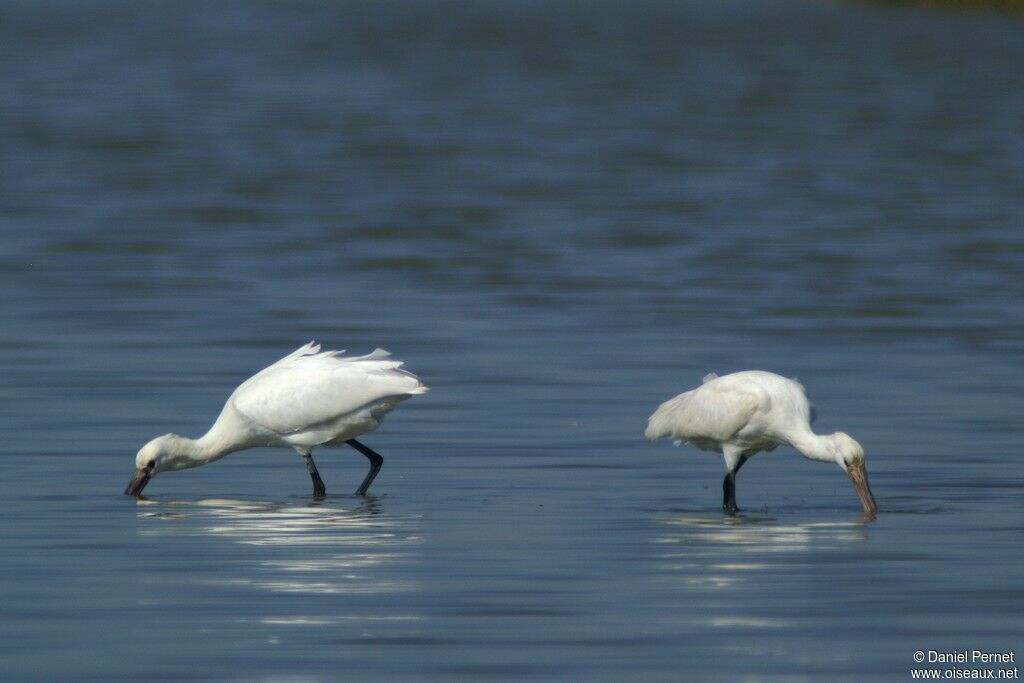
[2,1,1022,680]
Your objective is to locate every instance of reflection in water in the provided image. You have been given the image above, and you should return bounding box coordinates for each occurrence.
[658,515,869,554]
[653,514,869,630]
[135,497,421,600]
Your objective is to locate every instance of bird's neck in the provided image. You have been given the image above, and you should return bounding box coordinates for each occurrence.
[787,430,837,465]
[167,431,236,469]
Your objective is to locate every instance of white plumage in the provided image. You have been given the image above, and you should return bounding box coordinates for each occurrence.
[646,371,877,517]
[125,342,427,498]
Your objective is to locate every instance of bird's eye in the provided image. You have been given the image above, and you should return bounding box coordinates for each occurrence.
[146,461,156,470]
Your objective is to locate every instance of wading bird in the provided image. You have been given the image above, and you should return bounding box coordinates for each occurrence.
[125,342,427,498]
[645,371,877,517]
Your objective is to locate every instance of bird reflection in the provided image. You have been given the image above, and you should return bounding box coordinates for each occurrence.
[651,514,869,629]
[135,497,420,597]
[657,514,869,555]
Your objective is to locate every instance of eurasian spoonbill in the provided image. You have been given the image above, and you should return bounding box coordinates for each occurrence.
[645,371,877,518]
[125,342,427,498]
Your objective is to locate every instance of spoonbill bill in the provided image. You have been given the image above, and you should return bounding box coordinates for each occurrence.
[125,342,427,498]
[645,371,877,518]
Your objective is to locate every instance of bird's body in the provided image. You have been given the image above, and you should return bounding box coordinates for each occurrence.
[125,342,427,498]
[646,371,877,517]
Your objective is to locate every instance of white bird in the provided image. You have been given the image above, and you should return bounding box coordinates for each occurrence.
[645,371,877,518]
[125,342,427,498]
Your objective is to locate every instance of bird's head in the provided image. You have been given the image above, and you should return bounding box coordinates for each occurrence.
[829,432,877,519]
[829,432,864,471]
[124,433,180,497]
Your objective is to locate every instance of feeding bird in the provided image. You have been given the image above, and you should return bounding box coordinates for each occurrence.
[125,342,427,498]
[645,371,877,518]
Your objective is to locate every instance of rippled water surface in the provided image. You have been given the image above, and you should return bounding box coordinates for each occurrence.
[2,1,1022,680]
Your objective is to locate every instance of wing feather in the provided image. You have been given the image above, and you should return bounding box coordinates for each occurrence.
[231,344,426,435]
[645,377,764,446]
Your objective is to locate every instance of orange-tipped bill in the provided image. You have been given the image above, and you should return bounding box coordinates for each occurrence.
[847,460,877,519]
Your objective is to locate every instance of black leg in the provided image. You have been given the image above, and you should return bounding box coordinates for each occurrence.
[722,454,750,515]
[722,472,739,515]
[347,439,384,496]
[303,453,326,498]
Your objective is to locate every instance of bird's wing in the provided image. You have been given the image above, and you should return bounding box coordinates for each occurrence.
[230,345,426,435]
[645,380,764,444]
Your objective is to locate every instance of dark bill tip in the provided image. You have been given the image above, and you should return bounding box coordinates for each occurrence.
[124,468,151,497]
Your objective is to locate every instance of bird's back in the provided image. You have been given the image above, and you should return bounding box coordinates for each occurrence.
[226,342,427,440]
[645,370,810,451]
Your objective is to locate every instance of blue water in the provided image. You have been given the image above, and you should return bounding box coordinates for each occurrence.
[2,1,1022,680]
